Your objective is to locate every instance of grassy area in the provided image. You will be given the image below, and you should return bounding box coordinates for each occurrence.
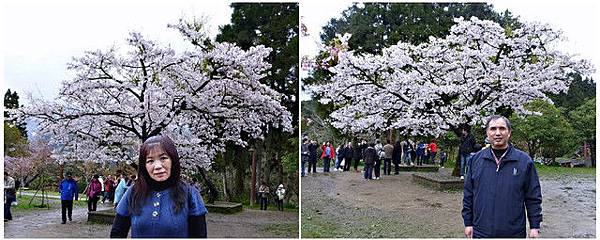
[535,163,596,176]
[260,223,299,238]
[301,212,344,238]
[19,189,61,197]
[12,194,90,213]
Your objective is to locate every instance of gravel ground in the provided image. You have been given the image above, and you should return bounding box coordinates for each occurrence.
[301,167,595,238]
[4,201,298,238]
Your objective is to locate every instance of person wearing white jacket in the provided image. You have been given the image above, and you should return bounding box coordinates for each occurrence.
[275,184,286,211]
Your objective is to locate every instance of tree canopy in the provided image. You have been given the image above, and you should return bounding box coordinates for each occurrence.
[307,17,593,137]
[19,19,292,169]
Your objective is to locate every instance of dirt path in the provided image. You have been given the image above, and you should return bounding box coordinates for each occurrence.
[301,168,595,238]
[4,202,298,238]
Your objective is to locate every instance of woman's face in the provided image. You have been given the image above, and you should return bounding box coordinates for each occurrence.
[145,146,172,182]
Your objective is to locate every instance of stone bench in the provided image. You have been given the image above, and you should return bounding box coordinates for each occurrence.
[399,165,440,172]
[87,201,244,224]
[88,209,116,224]
[205,201,243,214]
[412,173,464,191]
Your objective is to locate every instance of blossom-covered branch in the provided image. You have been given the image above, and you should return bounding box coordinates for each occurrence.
[308,17,594,136]
[19,18,293,169]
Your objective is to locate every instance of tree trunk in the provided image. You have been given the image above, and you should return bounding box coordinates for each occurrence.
[24,173,41,187]
[276,153,284,185]
[451,127,463,177]
[590,139,596,167]
[197,166,218,204]
[222,166,230,202]
[250,148,257,207]
[233,146,245,198]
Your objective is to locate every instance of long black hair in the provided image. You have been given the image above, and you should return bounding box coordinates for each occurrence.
[128,135,186,215]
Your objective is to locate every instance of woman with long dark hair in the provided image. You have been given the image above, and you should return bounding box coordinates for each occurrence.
[110,135,208,238]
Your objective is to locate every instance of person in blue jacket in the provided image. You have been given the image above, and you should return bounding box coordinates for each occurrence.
[110,135,208,238]
[58,172,79,224]
[462,115,542,238]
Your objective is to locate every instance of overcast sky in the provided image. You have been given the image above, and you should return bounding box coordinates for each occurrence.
[300,0,599,100]
[2,1,598,104]
[2,0,234,103]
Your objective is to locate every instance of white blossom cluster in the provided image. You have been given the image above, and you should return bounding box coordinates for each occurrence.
[20,18,292,169]
[308,17,594,136]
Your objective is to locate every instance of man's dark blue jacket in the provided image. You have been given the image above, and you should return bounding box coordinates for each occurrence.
[462,145,542,238]
[59,178,79,201]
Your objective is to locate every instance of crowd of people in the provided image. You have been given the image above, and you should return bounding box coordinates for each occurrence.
[301,136,449,179]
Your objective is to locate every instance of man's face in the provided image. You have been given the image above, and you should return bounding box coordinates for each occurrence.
[487,118,511,149]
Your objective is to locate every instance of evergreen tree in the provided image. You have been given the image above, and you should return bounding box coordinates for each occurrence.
[4,89,27,137]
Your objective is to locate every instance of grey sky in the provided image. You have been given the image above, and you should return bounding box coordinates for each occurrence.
[2,0,233,104]
[300,0,599,100]
[3,1,598,103]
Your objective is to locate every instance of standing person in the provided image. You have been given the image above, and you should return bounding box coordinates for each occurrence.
[4,171,16,222]
[103,175,114,203]
[113,174,128,208]
[110,135,208,238]
[429,139,438,165]
[462,115,542,238]
[258,182,270,210]
[409,139,417,165]
[415,141,424,166]
[110,175,118,202]
[86,175,102,211]
[423,143,430,164]
[383,140,394,175]
[343,142,354,172]
[362,143,376,180]
[98,175,105,203]
[392,140,402,174]
[321,142,334,173]
[334,144,345,171]
[126,175,137,187]
[58,172,79,224]
[439,150,447,168]
[275,184,286,211]
[373,139,384,179]
[402,139,412,166]
[459,126,476,179]
[353,140,364,172]
[301,137,310,177]
[308,140,318,174]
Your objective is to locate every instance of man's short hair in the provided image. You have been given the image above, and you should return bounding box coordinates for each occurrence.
[485,115,512,132]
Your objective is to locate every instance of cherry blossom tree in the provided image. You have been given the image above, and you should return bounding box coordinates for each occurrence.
[18,18,292,170]
[4,139,53,188]
[308,17,594,137]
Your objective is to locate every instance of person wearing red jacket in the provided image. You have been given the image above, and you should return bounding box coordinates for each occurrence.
[320,142,335,172]
[429,139,438,165]
[85,175,102,211]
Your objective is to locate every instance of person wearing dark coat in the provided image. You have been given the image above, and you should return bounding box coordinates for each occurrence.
[392,140,402,174]
[459,126,476,179]
[463,115,542,238]
[353,140,365,172]
[343,142,354,172]
[362,143,377,180]
[308,140,318,174]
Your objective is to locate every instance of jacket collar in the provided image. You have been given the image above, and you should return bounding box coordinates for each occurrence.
[481,144,518,162]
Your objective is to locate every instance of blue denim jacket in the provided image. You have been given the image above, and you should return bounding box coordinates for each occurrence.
[462,145,542,238]
[116,183,208,238]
